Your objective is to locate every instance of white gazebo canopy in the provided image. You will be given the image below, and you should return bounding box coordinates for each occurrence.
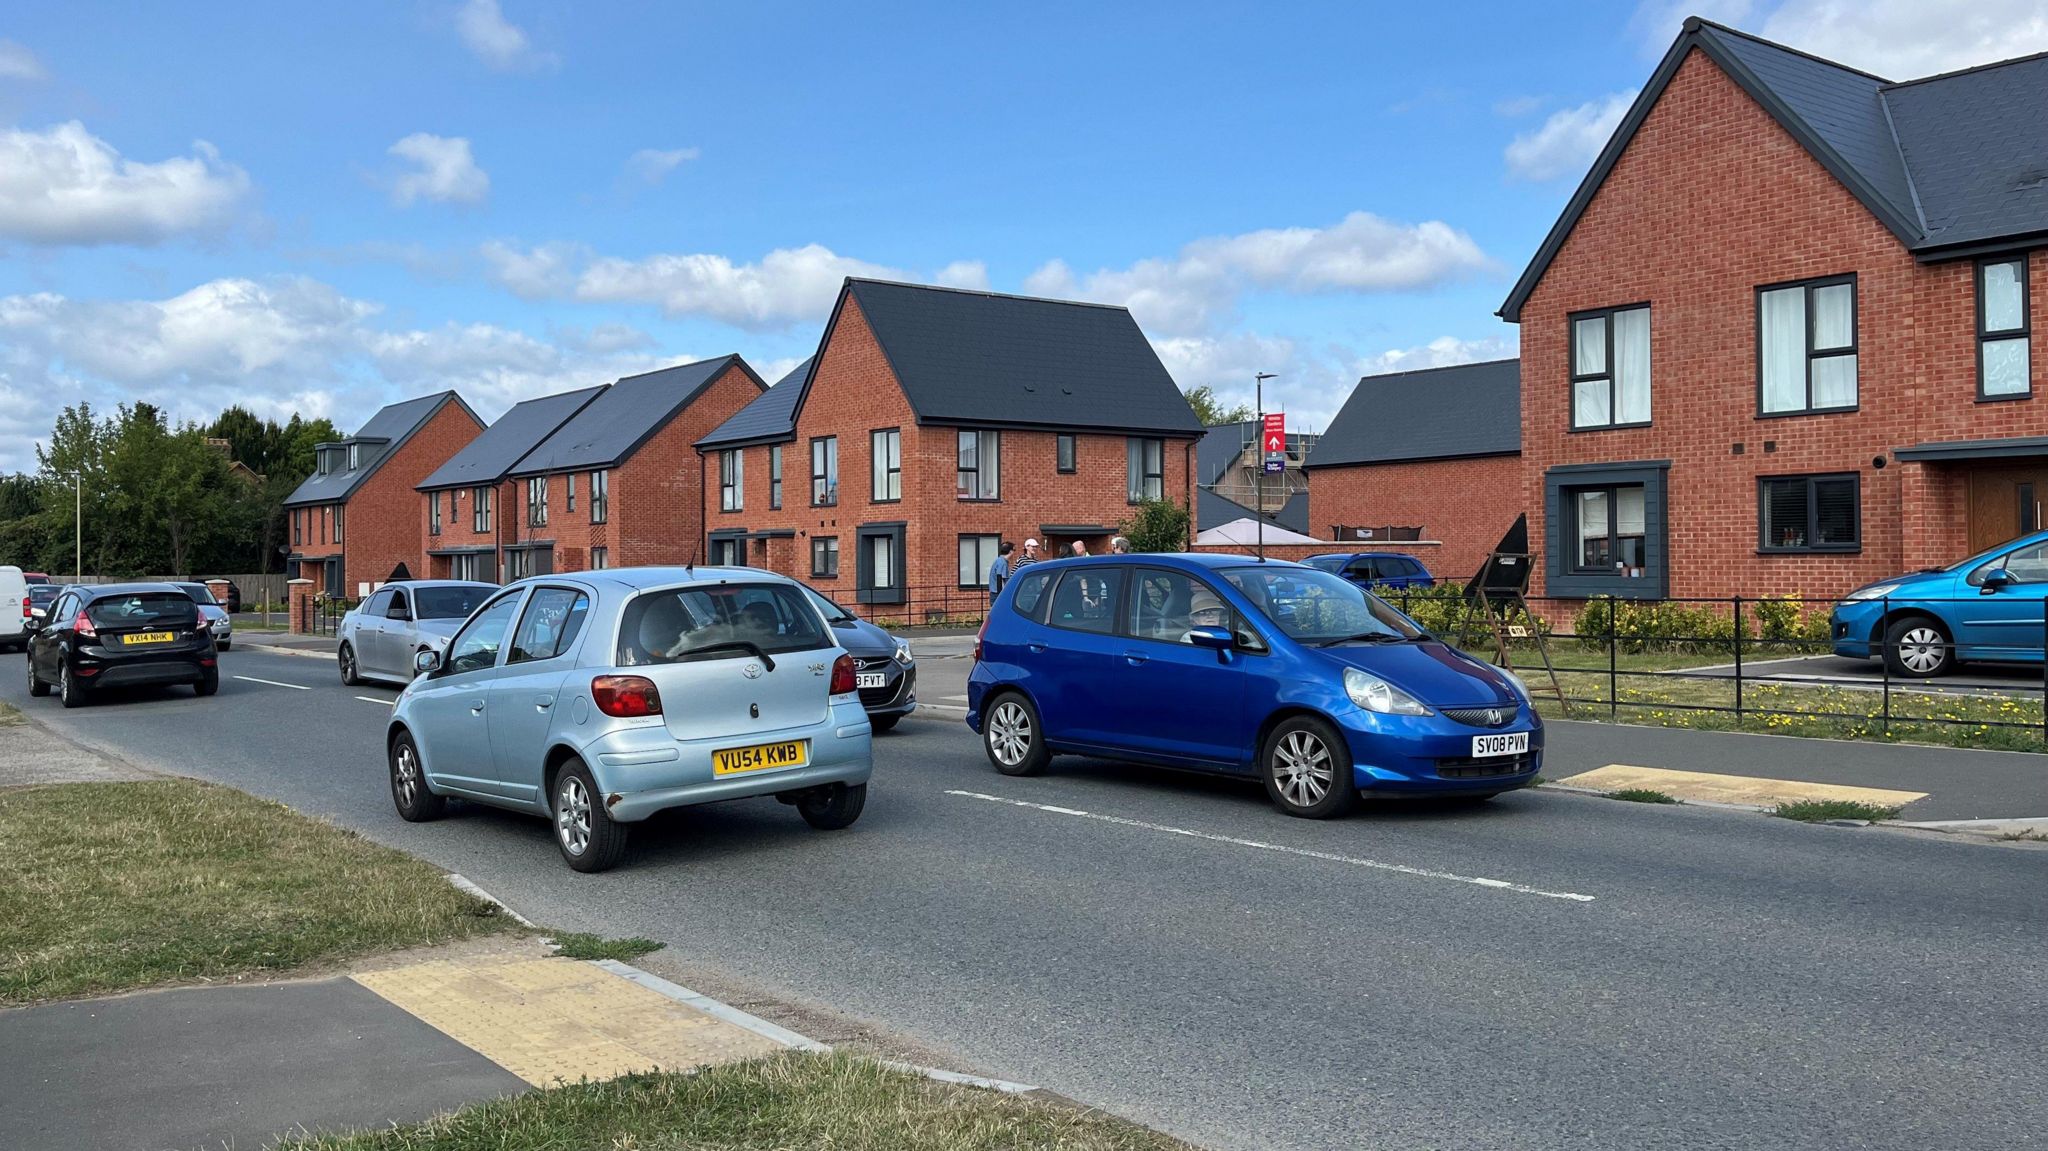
[1193,518,1323,546]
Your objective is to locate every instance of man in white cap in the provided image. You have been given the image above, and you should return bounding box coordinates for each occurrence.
[1012,537,1042,574]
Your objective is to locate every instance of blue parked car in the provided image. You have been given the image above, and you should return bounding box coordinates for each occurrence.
[1304,552,1436,591]
[966,555,1540,817]
[1831,530,2048,677]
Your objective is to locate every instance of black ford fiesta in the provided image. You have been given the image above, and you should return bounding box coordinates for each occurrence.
[26,582,218,708]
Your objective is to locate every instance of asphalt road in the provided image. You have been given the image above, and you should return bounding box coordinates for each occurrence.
[6,647,2046,1151]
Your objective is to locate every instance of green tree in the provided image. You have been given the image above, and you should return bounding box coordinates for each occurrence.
[1182,385,1254,427]
[1120,497,1192,553]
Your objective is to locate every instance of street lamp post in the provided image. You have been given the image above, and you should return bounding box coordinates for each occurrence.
[1255,372,1277,562]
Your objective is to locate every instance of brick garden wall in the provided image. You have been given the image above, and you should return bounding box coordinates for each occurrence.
[1518,47,2048,601]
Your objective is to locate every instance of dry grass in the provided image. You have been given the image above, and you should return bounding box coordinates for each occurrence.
[0,779,516,1004]
[280,1051,1186,1151]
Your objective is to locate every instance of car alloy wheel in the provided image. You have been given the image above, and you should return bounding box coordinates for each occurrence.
[1897,627,1945,675]
[988,700,1033,767]
[1273,730,1334,808]
[339,643,359,685]
[394,742,422,810]
[555,773,592,858]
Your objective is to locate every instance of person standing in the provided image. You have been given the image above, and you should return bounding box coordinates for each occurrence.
[1110,536,1131,555]
[1070,541,1089,557]
[1012,538,1043,574]
[988,541,1014,599]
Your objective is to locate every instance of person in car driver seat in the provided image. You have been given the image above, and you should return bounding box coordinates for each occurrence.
[1180,587,1228,645]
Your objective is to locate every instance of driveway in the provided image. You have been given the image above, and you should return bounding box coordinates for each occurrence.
[1681,652,2048,699]
[4,647,2045,1151]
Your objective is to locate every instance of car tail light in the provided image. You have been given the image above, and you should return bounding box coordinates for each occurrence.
[591,674,662,717]
[72,611,97,639]
[972,618,988,663]
[19,600,28,619]
[829,653,856,695]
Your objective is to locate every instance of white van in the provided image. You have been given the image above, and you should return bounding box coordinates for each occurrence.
[0,566,28,652]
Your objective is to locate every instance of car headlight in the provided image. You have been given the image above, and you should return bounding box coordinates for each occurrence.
[1500,669,1532,704]
[1846,583,1902,601]
[894,639,914,666]
[1344,667,1431,716]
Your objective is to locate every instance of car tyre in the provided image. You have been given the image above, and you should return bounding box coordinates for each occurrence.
[1261,715,1357,819]
[983,692,1049,776]
[194,667,218,697]
[389,730,447,822]
[1882,616,1954,678]
[58,662,86,709]
[338,641,361,686]
[217,640,231,652]
[868,714,900,734]
[798,782,867,830]
[26,656,49,697]
[552,759,627,873]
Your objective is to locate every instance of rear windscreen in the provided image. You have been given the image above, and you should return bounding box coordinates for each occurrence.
[86,593,197,628]
[415,585,492,620]
[618,583,829,666]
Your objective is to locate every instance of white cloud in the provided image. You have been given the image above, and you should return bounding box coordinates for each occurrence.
[1023,212,1491,338]
[1504,92,1635,182]
[0,121,249,246]
[388,133,489,206]
[1630,0,2048,77]
[455,0,557,72]
[0,275,678,471]
[932,260,991,291]
[1493,94,1545,117]
[624,147,699,186]
[576,243,903,328]
[0,39,46,81]
[1352,333,1520,378]
[752,355,807,386]
[480,239,585,297]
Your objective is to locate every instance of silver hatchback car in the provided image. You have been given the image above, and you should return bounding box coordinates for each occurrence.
[385,567,874,872]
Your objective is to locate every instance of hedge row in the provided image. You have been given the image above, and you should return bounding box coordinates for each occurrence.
[1376,585,1832,655]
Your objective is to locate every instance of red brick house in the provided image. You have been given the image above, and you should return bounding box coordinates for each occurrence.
[416,384,606,582]
[1302,359,1523,583]
[284,391,482,597]
[693,278,1202,613]
[1502,18,2048,601]
[500,356,766,575]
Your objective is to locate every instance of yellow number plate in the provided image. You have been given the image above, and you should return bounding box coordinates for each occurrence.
[712,740,808,775]
[121,631,174,645]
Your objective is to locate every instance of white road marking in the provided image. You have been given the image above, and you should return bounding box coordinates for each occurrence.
[232,674,309,691]
[946,789,1597,903]
[357,695,396,706]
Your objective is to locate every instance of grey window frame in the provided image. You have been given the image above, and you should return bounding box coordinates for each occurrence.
[855,523,906,605]
[1978,254,2033,402]
[526,476,548,527]
[769,445,783,510]
[1757,472,1861,554]
[1057,433,1077,474]
[589,469,609,524]
[589,546,608,570]
[1569,302,1651,430]
[428,491,441,536]
[811,436,838,507]
[719,449,743,513]
[292,508,302,545]
[1756,274,1859,417]
[333,504,344,544]
[811,535,839,579]
[956,429,999,501]
[1127,437,1164,503]
[565,472,576,513]
[872,428,902,502]
[957,533,1000,589]
[473,486,492,533]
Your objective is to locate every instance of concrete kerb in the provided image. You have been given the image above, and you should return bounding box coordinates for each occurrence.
[443,875,1041,1096]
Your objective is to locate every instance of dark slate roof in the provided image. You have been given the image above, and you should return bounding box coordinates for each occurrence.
[1500,20,2048,322]
[694,357,814,448]
[836,279,1202,436]
[510,355,764,476]
[1195,487,1310,533]
[1305,359,1520,469]
[418,385,607,491]
[1274,490,1310,536]
[283,391,475,507]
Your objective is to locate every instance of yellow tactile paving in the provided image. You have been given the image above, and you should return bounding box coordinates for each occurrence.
[1555,764,1926,809]
[351,955,782,1086]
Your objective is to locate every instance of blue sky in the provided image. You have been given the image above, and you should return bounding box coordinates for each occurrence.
[2,0,2041,470]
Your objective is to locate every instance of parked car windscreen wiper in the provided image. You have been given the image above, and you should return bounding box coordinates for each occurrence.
[1311,631,1407,647]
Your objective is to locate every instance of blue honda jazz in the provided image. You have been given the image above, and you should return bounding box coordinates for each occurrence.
[966,554,1541,817]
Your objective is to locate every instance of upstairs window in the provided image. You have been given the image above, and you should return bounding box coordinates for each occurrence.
[1057,434,1077,473]
[719,449,744,512]
[957,430,999,500]
[347,442,360,470]
[1759,474,1860,553]
[1127,437,1164,502]
[872,429,902,501]
[565,471,577,513]
[1759,276,1857,415]
[527,476,549,527]
[1979,256,2032,399]
[590,470,609,524]
[473,486,493,533]
[1570,305,1651,428]
[811,437,838,506]
[769,445,783,510]
[428,492,441,536]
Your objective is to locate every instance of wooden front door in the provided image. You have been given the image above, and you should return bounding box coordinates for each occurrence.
[1966,464,2048,554]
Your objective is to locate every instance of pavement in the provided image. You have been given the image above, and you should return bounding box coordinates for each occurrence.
[3,644,2045,1150]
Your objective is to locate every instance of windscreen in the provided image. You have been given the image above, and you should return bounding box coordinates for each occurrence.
[414,585,492,620]
[801,585,857,624]
[1220,566,1424,644]
[173,583,217,605]
[618,583,829,665]
[86,592,198,628]
[28,586,56,605]
[1303,556,1347,574]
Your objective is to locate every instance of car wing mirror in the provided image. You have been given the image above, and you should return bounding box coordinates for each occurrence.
[1186,625,1234,650]
[1982,568,2013,593]
[414,648,443,675]
[391,608,412,621]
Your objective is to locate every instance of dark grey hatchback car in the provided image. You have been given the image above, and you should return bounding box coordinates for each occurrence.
[800,586,916,731]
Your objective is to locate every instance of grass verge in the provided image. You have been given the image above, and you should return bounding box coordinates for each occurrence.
[279,1051,1185,1151]
[0,779,515,1004]
[550,932,663,961]
[1772,799,1903,823]
[1608,787,1679,804]
[0,700,21,726]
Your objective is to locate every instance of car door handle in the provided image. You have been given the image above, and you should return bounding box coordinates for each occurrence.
[1123,650,1149,666]
[1027,642,1047,654]
[469,700,485,716]
[534,694,554,711]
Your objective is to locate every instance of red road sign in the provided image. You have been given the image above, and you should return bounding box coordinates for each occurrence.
[1262,412,1286,454]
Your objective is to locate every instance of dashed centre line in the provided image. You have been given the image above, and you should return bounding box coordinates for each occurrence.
[356,695,396,707]
[232,675,309,691]
[946,789,1598,903]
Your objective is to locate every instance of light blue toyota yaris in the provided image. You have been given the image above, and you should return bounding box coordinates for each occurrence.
[387,566,873,872]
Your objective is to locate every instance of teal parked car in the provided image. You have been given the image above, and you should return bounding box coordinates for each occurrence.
[1830,530,2048,677]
